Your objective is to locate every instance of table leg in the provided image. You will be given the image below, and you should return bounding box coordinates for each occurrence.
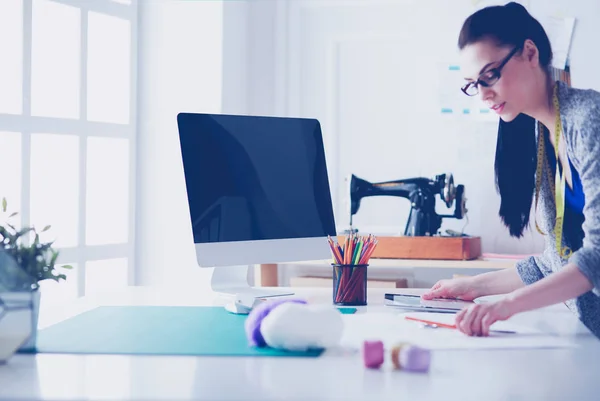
[259,264,279,287]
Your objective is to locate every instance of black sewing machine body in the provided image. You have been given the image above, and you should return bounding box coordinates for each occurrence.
[348,173,467,236]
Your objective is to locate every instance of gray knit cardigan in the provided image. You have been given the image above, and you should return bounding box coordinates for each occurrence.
[516,80,600,338]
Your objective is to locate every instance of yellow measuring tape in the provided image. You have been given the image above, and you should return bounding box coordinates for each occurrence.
[534,84,572,259]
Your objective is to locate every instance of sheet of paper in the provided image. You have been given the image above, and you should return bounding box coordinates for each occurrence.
[385,302,459,314]
[537,15,576,70]
[403,312,541,334]
[340,313,577,350]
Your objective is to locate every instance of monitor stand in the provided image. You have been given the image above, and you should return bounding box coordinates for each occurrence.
[211,265,295,299]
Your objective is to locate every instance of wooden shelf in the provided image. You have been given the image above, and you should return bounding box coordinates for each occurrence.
[260,257,517,287]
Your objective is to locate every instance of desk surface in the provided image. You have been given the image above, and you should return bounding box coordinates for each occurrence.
[1,287,599,401]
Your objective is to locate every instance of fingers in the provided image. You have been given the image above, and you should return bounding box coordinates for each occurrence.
[456,304,500,337]
[470,305,487,336]
[422,289,439,300]
[455,307,468,328]
[481,314,493,337]
[459,305,479,335]
[422,282,443,300]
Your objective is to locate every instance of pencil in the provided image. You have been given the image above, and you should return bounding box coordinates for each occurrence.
[404,316,516,334]
[405,316,456,329]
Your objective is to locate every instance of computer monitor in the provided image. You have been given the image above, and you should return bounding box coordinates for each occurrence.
[176,113,337,298]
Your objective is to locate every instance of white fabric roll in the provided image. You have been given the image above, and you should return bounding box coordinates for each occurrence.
[260,303,344,351]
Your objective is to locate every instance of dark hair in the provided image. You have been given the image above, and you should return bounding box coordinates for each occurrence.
[458,2,553,238]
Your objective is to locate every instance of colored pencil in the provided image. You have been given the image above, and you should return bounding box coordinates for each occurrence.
[404,316,516,334]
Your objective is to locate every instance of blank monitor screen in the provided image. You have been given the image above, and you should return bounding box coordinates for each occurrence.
[177,113,336,244]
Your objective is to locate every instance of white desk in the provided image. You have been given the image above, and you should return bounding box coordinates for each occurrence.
[1,287,599,401]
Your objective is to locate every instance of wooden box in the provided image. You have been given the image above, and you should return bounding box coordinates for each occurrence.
[338,236,482,261]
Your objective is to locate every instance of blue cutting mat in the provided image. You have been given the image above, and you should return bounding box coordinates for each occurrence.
[30,306,355,357]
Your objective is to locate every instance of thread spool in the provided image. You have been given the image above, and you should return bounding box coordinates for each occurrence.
[391,343,431,372]
[400,344,431,373]
[363,340,384,369]
[362,340,431,373]
[390,343,409,369]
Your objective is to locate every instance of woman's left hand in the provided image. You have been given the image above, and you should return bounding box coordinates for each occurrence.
[455,300,514,336]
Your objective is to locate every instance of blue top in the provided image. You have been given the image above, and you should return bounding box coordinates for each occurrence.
[545,133,586,214]
[567,162,586,214]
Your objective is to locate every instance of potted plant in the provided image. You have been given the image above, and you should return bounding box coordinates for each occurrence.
[0,197,72,351]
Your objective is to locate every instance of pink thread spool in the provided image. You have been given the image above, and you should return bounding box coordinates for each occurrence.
[363,340,384,369]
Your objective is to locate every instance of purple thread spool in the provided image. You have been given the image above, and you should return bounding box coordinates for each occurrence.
[400,345,431,373]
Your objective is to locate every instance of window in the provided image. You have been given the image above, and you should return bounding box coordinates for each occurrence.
[0,0,137,325]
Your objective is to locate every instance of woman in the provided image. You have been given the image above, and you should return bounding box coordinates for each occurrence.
[422,2,600,338]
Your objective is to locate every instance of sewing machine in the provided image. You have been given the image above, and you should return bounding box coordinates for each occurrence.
[347,173,467,236]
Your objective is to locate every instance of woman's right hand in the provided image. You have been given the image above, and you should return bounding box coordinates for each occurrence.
[421,277,481,301]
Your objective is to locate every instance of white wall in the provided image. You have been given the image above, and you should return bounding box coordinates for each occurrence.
[136,0,223,287]
[221,0,600,256]
[135,0,600,286]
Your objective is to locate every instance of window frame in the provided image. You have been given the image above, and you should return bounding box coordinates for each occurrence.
[0,0,138,298]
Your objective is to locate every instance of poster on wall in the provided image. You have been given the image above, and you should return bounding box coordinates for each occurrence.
[437,63,496,120]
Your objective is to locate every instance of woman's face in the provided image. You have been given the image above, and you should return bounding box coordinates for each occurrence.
[460,39,538,122]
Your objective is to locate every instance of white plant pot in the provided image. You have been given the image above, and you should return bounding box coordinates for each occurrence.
[0,291,35,363]
[0,290,40,352]
[20,290,40,351]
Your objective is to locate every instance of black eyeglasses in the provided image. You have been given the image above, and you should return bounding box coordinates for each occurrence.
[461,46,521,96]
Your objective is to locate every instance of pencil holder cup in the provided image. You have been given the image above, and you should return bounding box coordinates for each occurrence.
[332,264,368,306]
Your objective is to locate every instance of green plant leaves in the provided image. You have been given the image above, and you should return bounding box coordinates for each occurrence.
[50,249,58,266]
[1,198,72,291]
